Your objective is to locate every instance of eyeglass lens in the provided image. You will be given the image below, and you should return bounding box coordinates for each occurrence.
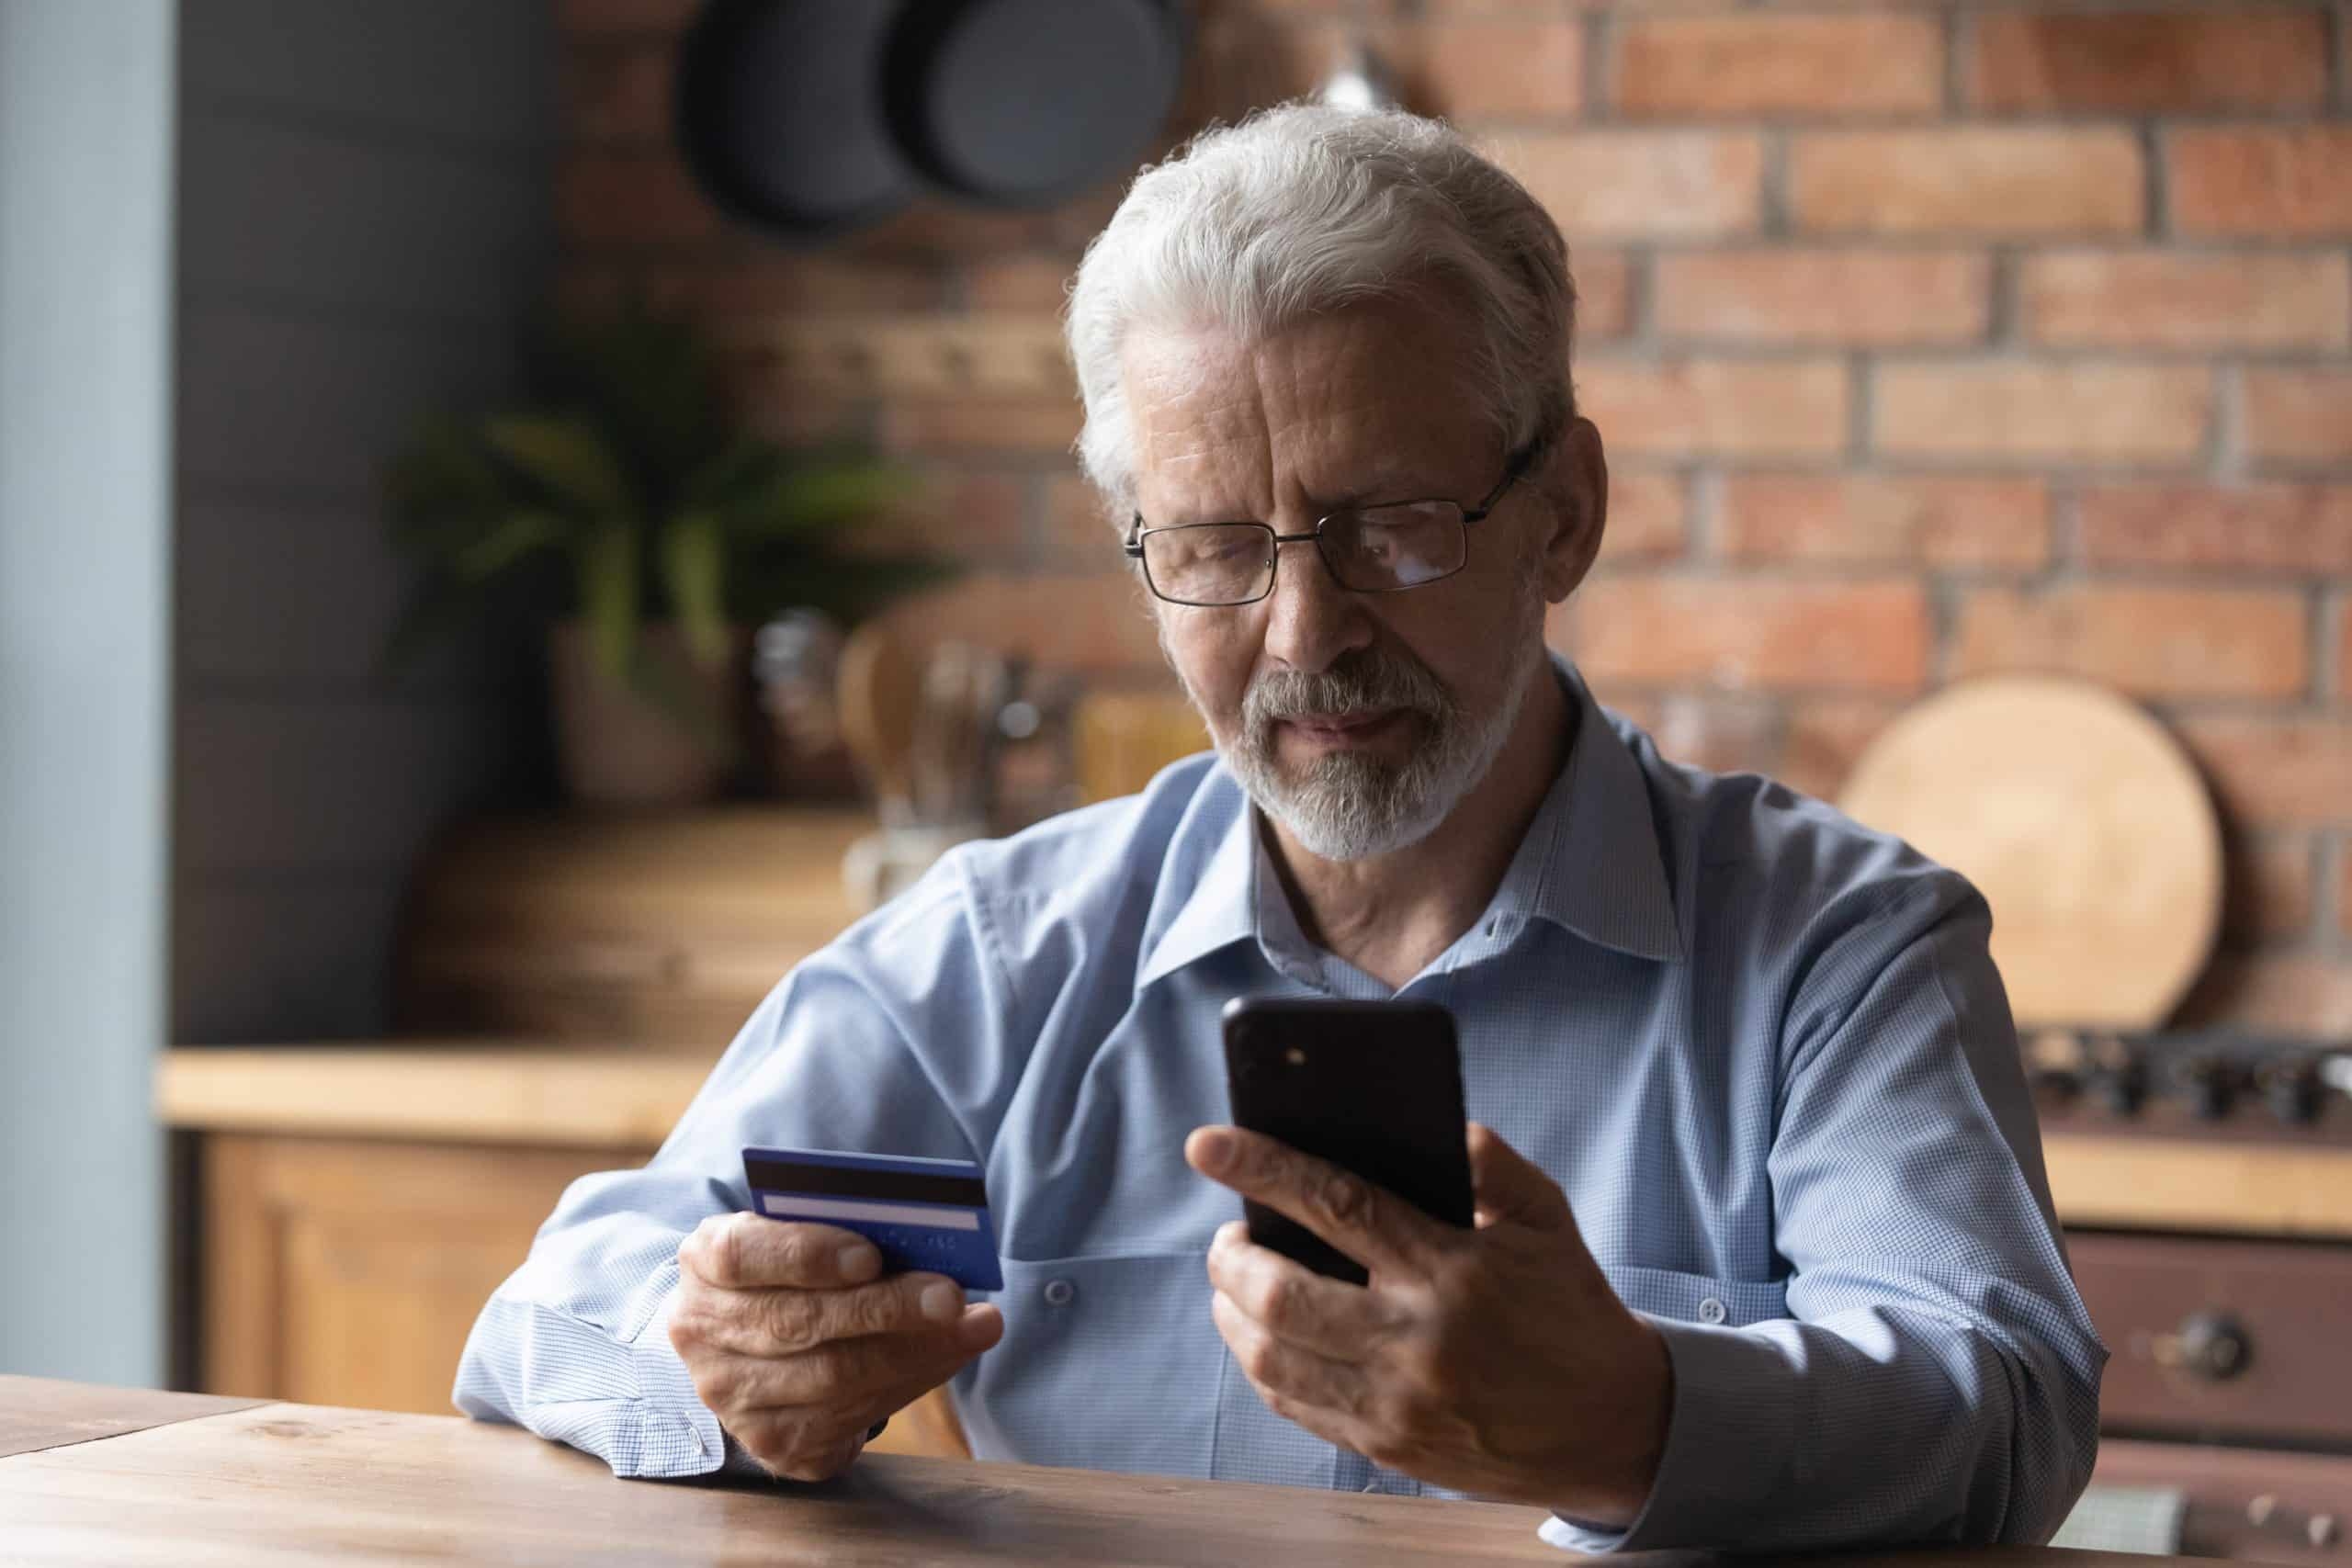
[1143,502,1467,604]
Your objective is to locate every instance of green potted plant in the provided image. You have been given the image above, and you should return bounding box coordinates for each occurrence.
[385,300,939,807]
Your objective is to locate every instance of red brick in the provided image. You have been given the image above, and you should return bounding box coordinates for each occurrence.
[1375,19,1585,118]
[2341,607,2352,707]
[1601,469,1689,563]
[848,201,1059,262]
[966,256,1076,313]
[558,151,718,247]
[878,572,1165,677]
[2244,370,2352,464]
[1790,130,2144,236]
[1781,698,1903,803]
[1270,19,1583,116]
[1615,15,1942,118]
[2080,483,2352,574]
[1873,364,2210,465]
[2177,955,2352,1035]
[1954,584,2307,700]
[1507,133,1766,242]
[2173,716,2352,827]
[1634,694,1781,777]
[1557,576,1931,693]
[559,0,695,35]
[1656,249,1990,347]
[563,42,671,143]
[882,398,1083,457]
[2171,129,2352,238]
[1573,251,1635,343]
[2342,840,2352,938]
[2021,251,2350,353]
[684,255,949,317]
[1969,11,2329,113]
[2221,835,2319,948]
[853,468,1030,567]
[1578,357,1849,459]
[1046,474,1123,564]
[1719,475,2049,569]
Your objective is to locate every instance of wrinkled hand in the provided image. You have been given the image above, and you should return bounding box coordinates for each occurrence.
[1185,1122,1670,1525]
[669,1214,1003,1482]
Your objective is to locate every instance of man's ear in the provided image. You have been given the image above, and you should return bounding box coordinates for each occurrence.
[1538,418,1607,604]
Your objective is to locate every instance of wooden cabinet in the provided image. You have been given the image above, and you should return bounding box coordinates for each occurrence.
[198,1134,641,1416]
[167,1050,972,1459]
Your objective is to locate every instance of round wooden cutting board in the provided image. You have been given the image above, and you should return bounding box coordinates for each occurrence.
[1837,675,2222,1032]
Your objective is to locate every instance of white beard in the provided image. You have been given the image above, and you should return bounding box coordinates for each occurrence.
[1176,582,1550,862]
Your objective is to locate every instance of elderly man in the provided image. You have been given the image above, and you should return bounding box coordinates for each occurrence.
[455,105,2103,1552]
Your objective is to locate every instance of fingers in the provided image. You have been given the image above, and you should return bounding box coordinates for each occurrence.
[678,1213,882,1291]
[1464,1122,1575,1232]
[682,1269,975,1359]
[1186,1125,1439,1280]
[1210,1289,1375,1446]
[698,1304,1001,1414]
[1205,1221,1406,1362]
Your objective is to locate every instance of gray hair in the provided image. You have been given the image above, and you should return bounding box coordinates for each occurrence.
[1064,103,1578,516]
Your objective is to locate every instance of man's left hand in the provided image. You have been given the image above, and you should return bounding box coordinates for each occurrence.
[1184,1121,1672,1525]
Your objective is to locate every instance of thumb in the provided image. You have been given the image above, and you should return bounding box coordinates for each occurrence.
[1466,1122,1575,1232]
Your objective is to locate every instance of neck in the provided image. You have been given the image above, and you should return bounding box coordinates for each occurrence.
[1261,661,1576,990]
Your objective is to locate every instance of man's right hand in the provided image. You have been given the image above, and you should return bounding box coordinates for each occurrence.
[669,1213,1004,1482]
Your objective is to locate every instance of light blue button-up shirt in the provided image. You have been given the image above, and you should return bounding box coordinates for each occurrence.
[454,657,2104,1553]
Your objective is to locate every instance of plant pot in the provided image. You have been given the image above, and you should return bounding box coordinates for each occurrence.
[548,621,746,808]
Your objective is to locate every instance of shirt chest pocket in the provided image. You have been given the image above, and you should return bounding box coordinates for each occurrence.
[1604,1264,1789,1329]
[955,1251,1223,1476]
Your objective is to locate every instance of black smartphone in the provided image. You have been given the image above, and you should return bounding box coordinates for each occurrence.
[1218,996,1475,1286]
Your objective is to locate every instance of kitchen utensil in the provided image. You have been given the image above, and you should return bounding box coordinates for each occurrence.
[835,621,928,824]
[674,0,918,242]
[882,0,1186,208]
[1838,674,2223,1032]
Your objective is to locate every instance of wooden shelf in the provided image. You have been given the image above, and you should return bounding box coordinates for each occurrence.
[156,1045,707,1149]
[159,1048,2352,1237]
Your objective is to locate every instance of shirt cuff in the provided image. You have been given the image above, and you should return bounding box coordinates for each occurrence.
[1538,1314,1794,1554]
[616,1292,730,1480]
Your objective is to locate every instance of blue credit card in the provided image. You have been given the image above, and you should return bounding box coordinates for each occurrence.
[741,1146,1002,1292]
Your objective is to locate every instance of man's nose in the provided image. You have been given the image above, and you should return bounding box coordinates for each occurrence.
[1259,535,1374,674]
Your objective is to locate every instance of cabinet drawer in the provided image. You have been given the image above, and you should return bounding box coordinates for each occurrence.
[2094,1439,2352,1563]
[2072,1232,2352,1447]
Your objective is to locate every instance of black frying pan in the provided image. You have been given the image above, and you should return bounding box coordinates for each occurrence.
[884,0,1186,209]
[675,0,918,243]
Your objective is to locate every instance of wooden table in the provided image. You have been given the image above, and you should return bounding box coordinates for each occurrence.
[0,1378,2191,1568]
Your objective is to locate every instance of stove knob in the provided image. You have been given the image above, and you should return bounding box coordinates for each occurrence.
[2089,1058,2148,1117]
[2256,1055,2324,1125]
[2172,1054,2239,1122]
[2154,1310,2253,1382]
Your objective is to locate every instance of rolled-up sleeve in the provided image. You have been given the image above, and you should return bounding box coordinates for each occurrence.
[451,868,994,1477]
[1544,877,2107,1554]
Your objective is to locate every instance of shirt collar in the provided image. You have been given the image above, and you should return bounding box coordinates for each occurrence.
[1131,654,1683,993]
[1505,654,1684,963]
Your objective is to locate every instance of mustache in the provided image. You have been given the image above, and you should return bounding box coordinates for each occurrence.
[1241,649,1452,728]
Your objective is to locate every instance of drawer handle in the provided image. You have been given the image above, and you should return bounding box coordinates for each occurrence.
[2250,1495,2340,1551]
[2150,1311,2253,1383]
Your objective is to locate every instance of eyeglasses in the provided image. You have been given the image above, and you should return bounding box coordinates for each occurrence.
[1123,446,1540,608]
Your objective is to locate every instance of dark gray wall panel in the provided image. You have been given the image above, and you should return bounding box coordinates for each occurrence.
[181,0,554,151]
[177,696,525,878]
[180,112,548,325]
[174,879,405,1043]
[178,304,516,496]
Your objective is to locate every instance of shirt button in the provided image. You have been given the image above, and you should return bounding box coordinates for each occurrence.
[1043,1278,1077,1308]
[1698,1296,1728,1325]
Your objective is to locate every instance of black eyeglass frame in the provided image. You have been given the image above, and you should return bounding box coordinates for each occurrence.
[1121,443,1544,608]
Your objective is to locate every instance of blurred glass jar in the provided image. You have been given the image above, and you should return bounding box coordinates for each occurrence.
[752,609,863,799]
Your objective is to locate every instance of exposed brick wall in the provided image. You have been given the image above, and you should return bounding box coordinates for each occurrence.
[556,0,2352,1034]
